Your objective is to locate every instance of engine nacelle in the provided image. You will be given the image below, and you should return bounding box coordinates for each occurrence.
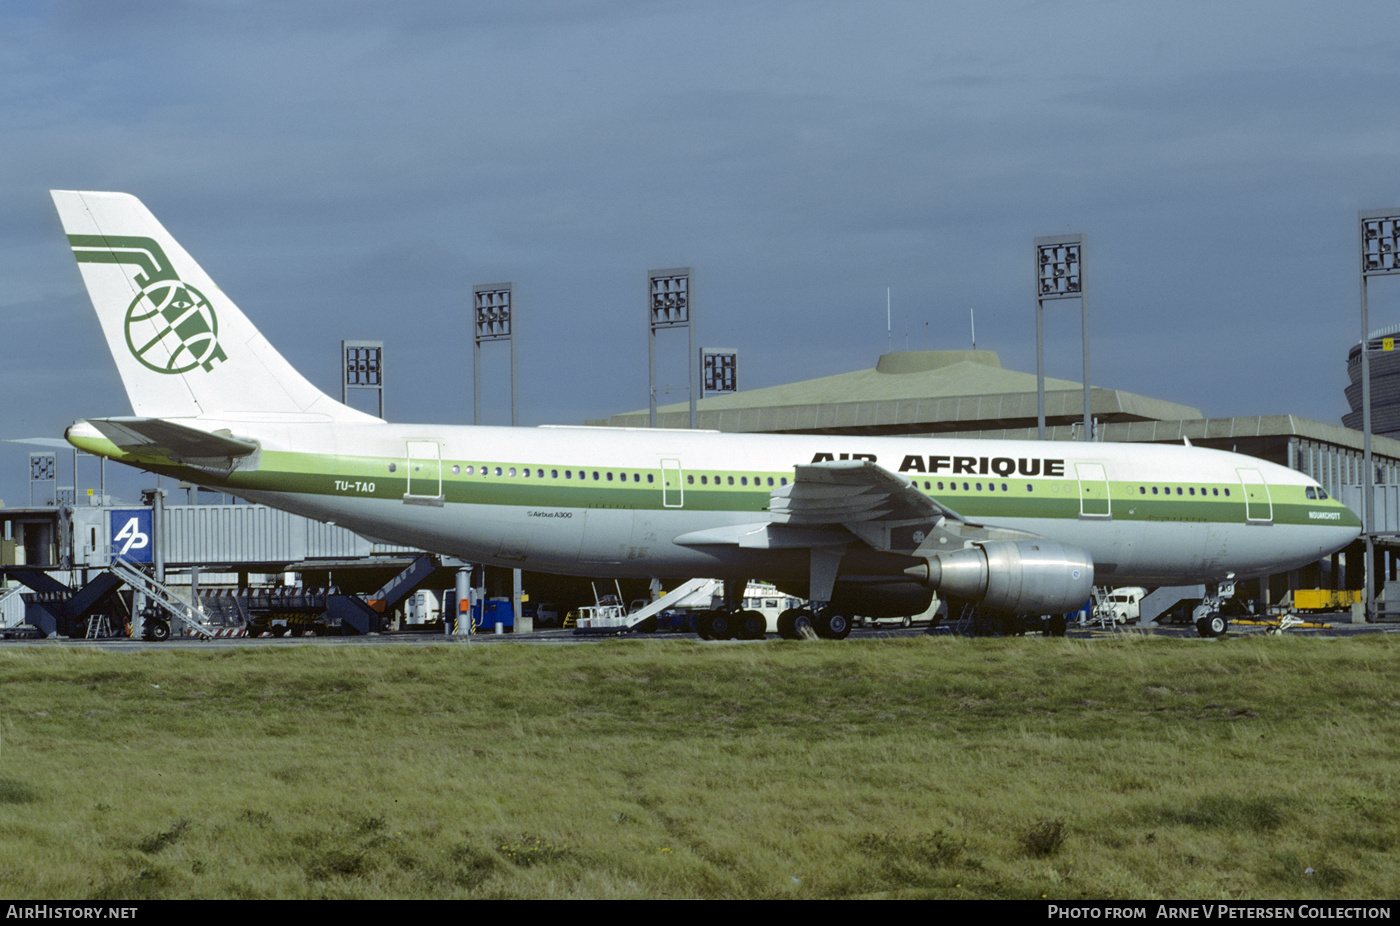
[904,540,1095,614]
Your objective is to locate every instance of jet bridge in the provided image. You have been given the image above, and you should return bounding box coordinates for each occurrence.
[0,552,442,639]
[5,567,127,639]
[238,554,437,637]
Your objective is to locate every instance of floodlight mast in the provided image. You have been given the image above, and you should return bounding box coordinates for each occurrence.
[648,269,695,429]
[1359,210,1400,622]
[1034,235,1090,441]
[471,283,522,632]
[473,284,516,426]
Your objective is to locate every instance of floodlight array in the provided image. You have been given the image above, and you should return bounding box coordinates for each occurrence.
[1362,214,1400,275]
[344,345,382,386]
[703,350,737,393]
[30,453,54,481]
[650,274,690,327]
[1037,243,1082,297]
[474,288,513,341]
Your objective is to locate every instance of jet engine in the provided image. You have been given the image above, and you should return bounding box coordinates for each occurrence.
[903,540,1094,614]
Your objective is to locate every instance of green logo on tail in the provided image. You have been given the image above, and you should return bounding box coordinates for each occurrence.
[69,235,228,374]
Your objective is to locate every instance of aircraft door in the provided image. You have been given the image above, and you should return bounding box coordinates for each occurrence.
[1075,462,1112,519]
[1236,468,1273,525]
[661,459,684,508]
[404,440,444,505]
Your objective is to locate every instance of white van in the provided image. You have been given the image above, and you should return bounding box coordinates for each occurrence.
[1100,588,1147,624]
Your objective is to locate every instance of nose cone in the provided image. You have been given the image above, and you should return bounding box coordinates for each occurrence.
[1328,497,1363,539]
[1339,502,1363,545]
[1305,500,1362,566]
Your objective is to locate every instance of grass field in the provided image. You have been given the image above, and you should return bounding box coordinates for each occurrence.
[1,634,1398,900]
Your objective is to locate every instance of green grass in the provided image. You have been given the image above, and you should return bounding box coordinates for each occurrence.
[1,634,1398,899]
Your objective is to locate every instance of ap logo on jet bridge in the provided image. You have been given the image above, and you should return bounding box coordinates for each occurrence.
[69,234,228,375]
[109,509,153,563]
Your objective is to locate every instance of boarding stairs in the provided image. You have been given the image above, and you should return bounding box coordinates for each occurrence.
[573,577,715,634]
[0,585,27,636]
[1090,587,1120,630]
[110,558,217,639]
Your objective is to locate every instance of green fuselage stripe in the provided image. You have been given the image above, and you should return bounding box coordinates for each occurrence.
[122,448,1356,529]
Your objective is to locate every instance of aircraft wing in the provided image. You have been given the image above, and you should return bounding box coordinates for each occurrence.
[76,417,260,473]
[675,459,995,555]
[769,459,983,555]
[771,459,966,527]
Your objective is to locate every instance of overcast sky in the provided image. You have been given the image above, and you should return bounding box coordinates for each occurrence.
[3,1,1400,505]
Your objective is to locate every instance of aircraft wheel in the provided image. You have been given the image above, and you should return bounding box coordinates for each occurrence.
[1046,614,1067,637]
[815,611,852,640]
[694,610,715,640]
[708,609,735,640]
[736,609,766,640]
[777,608,813,639]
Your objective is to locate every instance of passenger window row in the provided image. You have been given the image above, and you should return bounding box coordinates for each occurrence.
[436,465,796,487]
[1137,486,1231,497]
[918,481,1024,493]
[686,475,788,487]
[454,465,656,483]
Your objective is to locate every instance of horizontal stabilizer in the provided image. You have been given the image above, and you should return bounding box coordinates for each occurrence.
[70,417,259,473]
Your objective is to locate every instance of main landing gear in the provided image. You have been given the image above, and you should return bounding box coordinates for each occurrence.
[694,608,767,641]
[692,604,853,641]
[769,546,852,640]
[693,562,854,642]
[775,607,852,640]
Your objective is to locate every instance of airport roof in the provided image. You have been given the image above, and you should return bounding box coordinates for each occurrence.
[588,350,1204,435]
[942,413,1400,462]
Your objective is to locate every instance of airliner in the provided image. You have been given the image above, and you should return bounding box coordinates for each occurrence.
[51,191,1362,638]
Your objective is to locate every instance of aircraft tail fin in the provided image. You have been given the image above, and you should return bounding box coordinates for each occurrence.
[51,190,378,423]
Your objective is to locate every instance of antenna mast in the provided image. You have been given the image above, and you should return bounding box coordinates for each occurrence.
[886,287,891,353]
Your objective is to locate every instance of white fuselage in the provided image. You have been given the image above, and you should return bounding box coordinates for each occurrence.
[155,419,1360,588]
